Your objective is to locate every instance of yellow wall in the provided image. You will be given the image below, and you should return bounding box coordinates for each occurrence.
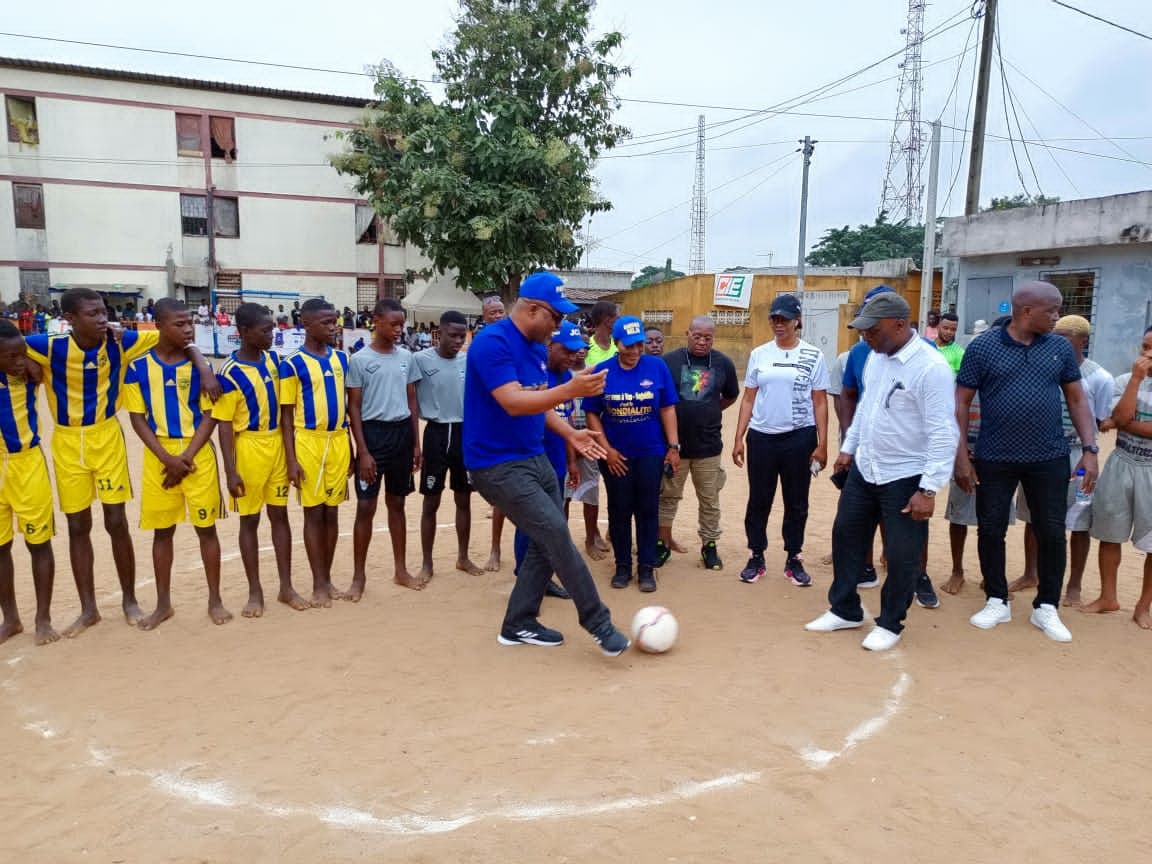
[614,271,941,370]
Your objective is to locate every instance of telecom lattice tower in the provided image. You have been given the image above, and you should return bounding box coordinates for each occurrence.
[688,115,706,274]
[880,0,926,223]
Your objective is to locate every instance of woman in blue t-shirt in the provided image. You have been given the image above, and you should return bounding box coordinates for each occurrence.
[583,316,680,592]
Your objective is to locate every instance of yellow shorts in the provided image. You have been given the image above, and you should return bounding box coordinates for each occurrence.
[233,431,290,516]
[140,438,224,531]
[0,447,55,547]
[51,416,133,514]
[294,429,350,508]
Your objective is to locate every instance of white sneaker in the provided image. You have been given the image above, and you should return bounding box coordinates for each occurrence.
[1030,603,1072,642]
[805,610,863,632]
[861,626,901,651]
[970,599,1011,630]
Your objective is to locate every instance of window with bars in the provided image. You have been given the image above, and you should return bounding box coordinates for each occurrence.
[214,289,242,315]
[19,268,50,303]
[383,278,407,300]
[641,309,673,324]
[708,309,750,326]
[13,183,45,229]
[1040,270,1097,319]
[357,278,379,310]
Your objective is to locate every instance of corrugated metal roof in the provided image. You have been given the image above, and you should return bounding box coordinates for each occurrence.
[0,56,371,108]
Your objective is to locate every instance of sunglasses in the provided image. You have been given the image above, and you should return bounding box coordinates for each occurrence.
[527,301,563,325]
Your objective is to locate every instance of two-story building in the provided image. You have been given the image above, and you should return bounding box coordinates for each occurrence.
[1,56,433,316]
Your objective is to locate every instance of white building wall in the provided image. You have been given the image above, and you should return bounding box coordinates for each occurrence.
[0,63,434,311]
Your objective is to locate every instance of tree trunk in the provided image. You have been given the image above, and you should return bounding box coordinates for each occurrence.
[501,272,522,305]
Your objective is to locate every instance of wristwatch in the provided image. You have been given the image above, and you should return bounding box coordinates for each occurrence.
[667,444,681,451]
[1083,444,1100,454]
[917,488,936,498]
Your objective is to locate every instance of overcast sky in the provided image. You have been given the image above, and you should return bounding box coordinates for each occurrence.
[3,0,1149,274]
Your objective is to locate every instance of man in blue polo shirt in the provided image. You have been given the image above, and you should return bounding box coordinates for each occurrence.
[464,272,631,656]
[955,281,1099,642]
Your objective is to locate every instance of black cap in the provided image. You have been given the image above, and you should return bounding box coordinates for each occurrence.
[769,294,802,319]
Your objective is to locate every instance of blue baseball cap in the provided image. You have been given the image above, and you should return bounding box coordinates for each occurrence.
[551,321,588,350]
[612,315,646,347]
[856,284,896,316]
[519,271,578,314]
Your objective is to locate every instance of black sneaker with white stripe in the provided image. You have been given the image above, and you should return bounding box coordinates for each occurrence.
[498,622,564,647]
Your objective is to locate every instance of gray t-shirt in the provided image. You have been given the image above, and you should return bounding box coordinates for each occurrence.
[346,344,416,422]
[411,348,466,423]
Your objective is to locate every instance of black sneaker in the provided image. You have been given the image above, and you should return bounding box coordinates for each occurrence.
[915,573,940,609]
[611,565,632,589]
[654,540,671,568]
[784,556,812,587]
[544,579,571,600]
[700,541,723,570]
[858,565,879,589]
[739,555,766,584]
[497,622,564,647]
[592,623,630,657]
[638,566,657,593]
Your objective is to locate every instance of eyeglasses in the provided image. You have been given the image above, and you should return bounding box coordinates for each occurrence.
[526,301,563,325]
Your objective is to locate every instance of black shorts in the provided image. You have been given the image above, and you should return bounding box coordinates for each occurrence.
[355,419,415,500]
[421,421,471,495]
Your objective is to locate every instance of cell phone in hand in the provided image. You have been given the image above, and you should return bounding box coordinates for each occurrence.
[829,467,849,490]
[663,461,675,478]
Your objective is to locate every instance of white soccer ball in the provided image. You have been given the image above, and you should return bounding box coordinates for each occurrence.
[630,606,679,654]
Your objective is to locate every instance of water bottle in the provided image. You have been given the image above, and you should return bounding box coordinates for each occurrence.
[1066,468,1092,531]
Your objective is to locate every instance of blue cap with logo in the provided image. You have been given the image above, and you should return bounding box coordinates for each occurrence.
[612,315,646,347]
[551,320,588,350]
[519,271,578,314]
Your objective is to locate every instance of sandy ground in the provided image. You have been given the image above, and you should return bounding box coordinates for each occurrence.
[2,406,1150,863]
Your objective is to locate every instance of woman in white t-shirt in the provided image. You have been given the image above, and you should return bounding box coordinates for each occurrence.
[732,294,829,587]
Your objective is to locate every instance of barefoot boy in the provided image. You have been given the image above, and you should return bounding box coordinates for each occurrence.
[25,287,219,636]
[280,299,351,607]
[214,303,309,616]
[123,299,229,629]
[347,297,422,595]
[0,321,59,645]
[412,310,482,582]
[1084,327,1152,623]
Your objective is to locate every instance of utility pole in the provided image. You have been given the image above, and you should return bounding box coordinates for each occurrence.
[919,120,941,332]
[795,136,816,308]
[965,0,997,216]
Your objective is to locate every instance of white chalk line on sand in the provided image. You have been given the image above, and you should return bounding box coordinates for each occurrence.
[797,670,911,769]
[84,743,759,835]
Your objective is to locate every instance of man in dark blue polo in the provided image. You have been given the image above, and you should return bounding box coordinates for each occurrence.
[463,272,630,656]
[954,281,1099,642]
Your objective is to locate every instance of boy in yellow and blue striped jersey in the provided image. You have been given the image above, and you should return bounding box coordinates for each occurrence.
[123,299,229,631]
[25,287,220,637]
[214,303,309,616]
[0,321,58,646]
[280,298,352,608]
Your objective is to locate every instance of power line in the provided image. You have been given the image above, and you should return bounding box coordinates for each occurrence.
[1000,65,1082,196]
[1049,1,1152,42]
[994,29,1034,198]
[995,28,1044,198]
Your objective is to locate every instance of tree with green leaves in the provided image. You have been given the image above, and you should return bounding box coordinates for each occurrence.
[984,193,1061,211]
[631,258,684,289]
[332,0,629,299]
[805,214,927,268]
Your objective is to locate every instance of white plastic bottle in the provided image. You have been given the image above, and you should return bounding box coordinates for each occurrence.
[1066,468,1092,531]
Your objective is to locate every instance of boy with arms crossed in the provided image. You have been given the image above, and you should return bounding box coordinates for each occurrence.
[25,288,219,636]
[0,321,58,645]
[347,298,423,595]
[123,300,228,629]
[280,300,352,607]
[215,303,310,616]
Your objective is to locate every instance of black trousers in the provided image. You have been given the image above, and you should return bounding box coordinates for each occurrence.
[743,426,817,556]
[975,456,1068,608]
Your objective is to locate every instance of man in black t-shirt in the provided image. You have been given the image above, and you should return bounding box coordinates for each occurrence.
[658,315,740,570]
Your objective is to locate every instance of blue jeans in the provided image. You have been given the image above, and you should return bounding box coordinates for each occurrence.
[975,457,1068,608]
[827,464,925,634]
[471,455,611,635]
[600,454,664,568]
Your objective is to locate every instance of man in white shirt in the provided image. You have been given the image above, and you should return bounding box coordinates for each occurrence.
[806,293,958,651]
